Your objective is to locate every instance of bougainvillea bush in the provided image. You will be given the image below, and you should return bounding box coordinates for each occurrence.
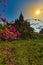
[0,25,21,41]
[0,39,43,65]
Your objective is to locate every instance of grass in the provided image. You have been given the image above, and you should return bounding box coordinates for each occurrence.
[0,39,43,65]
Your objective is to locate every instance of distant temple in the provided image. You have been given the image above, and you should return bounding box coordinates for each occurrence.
[19,12,24,21]
[14,12,30,34]
[15,12,24,25]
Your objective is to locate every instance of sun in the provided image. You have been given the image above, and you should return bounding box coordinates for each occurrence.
[36,10,40,15]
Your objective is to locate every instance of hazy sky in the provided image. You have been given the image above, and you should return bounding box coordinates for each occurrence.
[0,0,43,21]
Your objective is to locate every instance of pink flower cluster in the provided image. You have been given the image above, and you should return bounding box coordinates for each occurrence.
[0,25,21,40]
[2,47,13,65]
[1,18,7,22]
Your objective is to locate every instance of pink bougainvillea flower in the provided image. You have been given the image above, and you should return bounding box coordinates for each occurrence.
[5,34,10,39]
[0,14,2,16]
[4,3,7,7]
[2,33,6,37]
[2,33,9,39]
[17,31,21,37]
[6,60,10,65]
[2,56,6,63]
[1,18,7,22]
[4,28,8,31]
[4,28,9,33]
[9,63,13,65]
[12,27,16,32]
[3,0,6,3]
[10,35,14,39]
[13,28,16,32]
[13,33,17,39]
[8,25,16,32]
[7,51,12,55]
[6,59,12,65]
[5,47,9,51]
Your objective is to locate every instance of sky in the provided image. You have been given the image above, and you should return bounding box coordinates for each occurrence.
[0,0,43,21]
[0,0,43,32]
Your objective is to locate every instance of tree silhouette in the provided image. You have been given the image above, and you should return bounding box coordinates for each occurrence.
[40,29,43,34]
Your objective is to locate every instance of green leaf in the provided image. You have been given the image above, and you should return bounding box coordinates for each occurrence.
[0,57,2,62]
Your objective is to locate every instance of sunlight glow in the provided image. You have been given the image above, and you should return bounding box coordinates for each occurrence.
[36,10,40,15]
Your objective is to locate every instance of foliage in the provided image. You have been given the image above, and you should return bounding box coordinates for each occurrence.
[0,12,43,39]
[0,25,21,41]
[40,29,43,34]
[0,24,2,29]
[0,39,43,65]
